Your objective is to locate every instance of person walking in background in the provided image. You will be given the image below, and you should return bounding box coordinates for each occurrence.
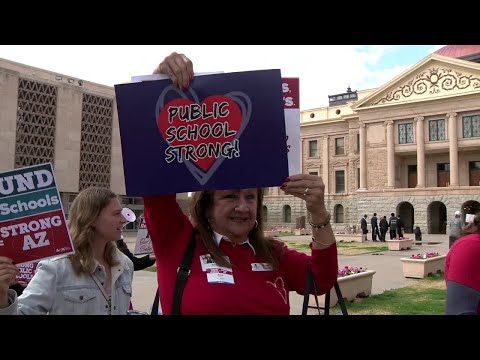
[371,213,379,242]
[449,210,464,249]
[388,213,398,240]
[361,214,368,242]
[445,212,480,315]
[379,216,388,242]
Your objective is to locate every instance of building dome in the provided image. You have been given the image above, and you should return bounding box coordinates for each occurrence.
[434,45,480,59]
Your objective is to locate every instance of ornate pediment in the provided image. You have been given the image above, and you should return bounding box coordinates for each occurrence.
[331,159,348,167]
[353,54,480,110]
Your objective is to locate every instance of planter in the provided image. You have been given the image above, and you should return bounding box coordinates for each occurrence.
[400,255,446,278]
[264,230,280,237]
[309,269,376,307]
[294,228,311,235]
[386,238,413,251]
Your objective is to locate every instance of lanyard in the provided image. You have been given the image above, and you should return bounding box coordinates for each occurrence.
[90,273,112,315]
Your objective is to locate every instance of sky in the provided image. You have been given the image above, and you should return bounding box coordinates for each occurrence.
[0,45,443,111]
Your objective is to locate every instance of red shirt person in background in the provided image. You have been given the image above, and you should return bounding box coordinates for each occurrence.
[445,212,480,315]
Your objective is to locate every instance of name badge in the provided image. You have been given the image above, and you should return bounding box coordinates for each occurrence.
[251,262,273,271]
[200,254,235,284]
[206,268,235,284]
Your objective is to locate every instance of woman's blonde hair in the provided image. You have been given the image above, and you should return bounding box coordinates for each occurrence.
[68,187,119,274]
[189,188,281,269]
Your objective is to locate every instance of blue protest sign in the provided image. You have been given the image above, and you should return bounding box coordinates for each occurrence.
[115,70,288,196]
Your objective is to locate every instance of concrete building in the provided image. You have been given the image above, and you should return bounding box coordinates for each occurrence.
[264,45,480,234]
[0,57,193,229]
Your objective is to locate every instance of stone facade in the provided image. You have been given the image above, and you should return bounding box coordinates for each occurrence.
[264,53,480,234]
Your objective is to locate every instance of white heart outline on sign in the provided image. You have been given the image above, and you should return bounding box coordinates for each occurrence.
[155,85,252,185]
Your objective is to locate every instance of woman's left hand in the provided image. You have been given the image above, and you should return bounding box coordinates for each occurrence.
[280,174,328,218]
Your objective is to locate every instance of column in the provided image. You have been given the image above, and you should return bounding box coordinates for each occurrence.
[448,112,459,187]
[359,123,367,190]
[385,120,395,188]
[415,116,425,188]
[322,136,329,194]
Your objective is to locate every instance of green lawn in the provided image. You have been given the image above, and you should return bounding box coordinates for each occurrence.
[282,240,388,255]
[327,273,446,315]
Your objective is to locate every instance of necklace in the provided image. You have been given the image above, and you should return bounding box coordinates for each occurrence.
[90,273,112,315]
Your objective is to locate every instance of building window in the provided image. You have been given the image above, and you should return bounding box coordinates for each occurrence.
[437,163,450,187]
[335,170,345,193]
[262,206,268,223]
[463,115,480,138]
[429,119,445,141]
[470,161,480,186]
[356,133,360,152]
[408,165,417,188]
[335,137,345,155]
[334,204,344,223]
[308,140,317,157]
[357,168,360,189]
[309,171,318,176]
[398,123,414,144]
[283,205,291,223]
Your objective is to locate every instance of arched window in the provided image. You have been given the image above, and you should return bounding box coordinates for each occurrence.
[334,204,344,223]
[283,205,292,223]
[262,206,268,223]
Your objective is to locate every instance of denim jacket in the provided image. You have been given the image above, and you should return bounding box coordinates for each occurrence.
[1,249,134,315]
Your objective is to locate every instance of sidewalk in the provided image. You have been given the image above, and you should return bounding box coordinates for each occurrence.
[124,232,449,314]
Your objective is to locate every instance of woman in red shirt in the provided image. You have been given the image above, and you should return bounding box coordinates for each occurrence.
[445,212,480,315]
[144,53,338,315]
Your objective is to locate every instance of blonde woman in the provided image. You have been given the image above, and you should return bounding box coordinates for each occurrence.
[0,187,134,315]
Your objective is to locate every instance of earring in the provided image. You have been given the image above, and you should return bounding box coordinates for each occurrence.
[254,220,258,229]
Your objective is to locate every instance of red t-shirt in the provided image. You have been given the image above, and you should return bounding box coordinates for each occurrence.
[143,194,338,315]
[445,233,480,293]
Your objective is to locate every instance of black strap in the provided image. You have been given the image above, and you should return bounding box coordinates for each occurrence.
[151,231,197,315]
[302,269,348,316]
[334,282,348,315]
[151,288,160,316]
[302,269,321,315]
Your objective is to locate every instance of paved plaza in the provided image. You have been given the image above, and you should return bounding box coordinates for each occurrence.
[124,232,449,314]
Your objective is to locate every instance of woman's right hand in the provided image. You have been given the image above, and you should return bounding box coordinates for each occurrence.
[0,257,18,308]
[153,52,194,90]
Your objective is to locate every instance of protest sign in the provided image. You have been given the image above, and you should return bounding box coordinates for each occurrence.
[16,261,39,283]
[0,163,73,265]
[115,69,288,196]
[282,78,300,175]
[133,216,152,255]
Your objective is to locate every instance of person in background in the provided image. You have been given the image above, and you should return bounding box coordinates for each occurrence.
[0,187,134,315]
[449,210,464,249]
[116,236,156,271]
[388,213,398,240]
[379,216,388,242]
[143,52,338,315]
[445,212,480,315]
[396,216,404,238]
[371,213,379,242]
[360,214,368,242]
[414,226,422,241]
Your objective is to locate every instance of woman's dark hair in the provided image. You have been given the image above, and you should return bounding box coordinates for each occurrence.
[189,188,281,269]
